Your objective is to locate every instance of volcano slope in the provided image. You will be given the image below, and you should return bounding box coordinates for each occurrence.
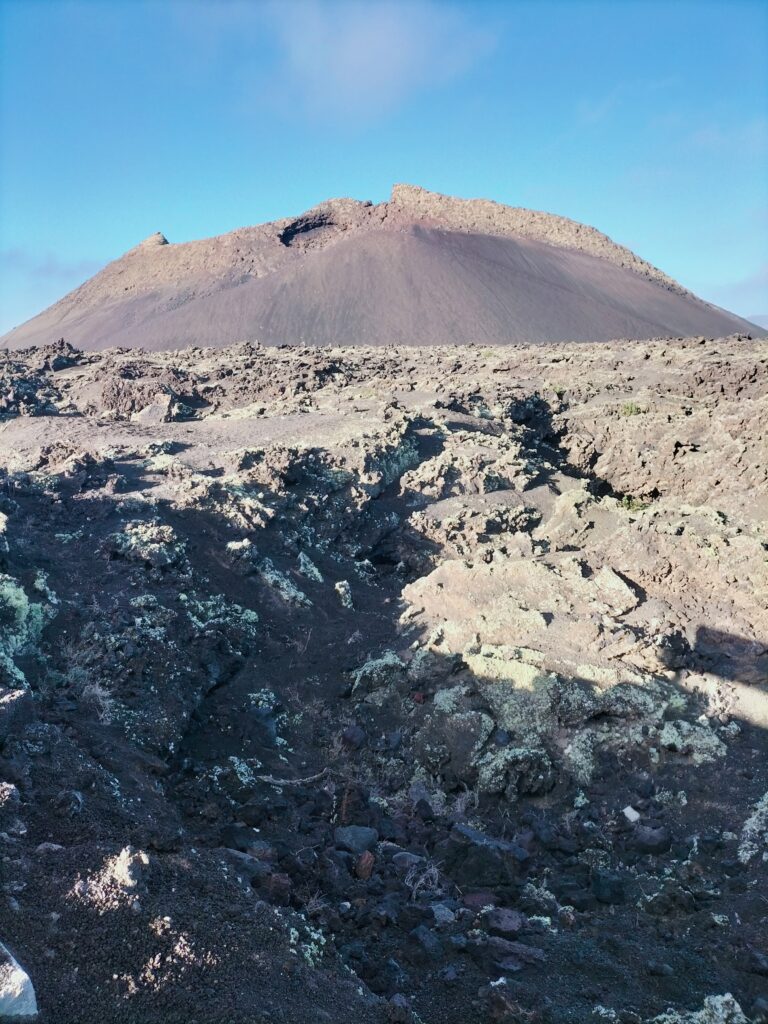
[0,335,767,1024]
[2,185,762,351]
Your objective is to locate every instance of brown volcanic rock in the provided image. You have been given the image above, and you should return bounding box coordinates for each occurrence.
[0,336,765,1023]
[2,185,762,350]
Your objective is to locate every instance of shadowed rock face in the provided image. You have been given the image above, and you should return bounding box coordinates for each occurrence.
[0,335,766,1024]
[2,185,762,350]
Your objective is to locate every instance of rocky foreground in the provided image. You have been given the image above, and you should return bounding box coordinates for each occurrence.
[0,336,766,1023]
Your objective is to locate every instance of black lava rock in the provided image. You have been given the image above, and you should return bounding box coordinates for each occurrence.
[592,870,625,905]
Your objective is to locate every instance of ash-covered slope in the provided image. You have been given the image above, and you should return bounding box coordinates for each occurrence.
[2,185,760,350]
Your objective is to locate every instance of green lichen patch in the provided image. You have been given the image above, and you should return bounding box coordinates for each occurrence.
[107,520,188,571]
[0,573,53,685]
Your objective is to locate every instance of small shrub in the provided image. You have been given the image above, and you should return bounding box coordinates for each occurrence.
[620,494,650,512]
[81,680,118,724]
[452,784,480,819]
[620,401,643,416]
[303,890,329,917]
[404,859,444,901]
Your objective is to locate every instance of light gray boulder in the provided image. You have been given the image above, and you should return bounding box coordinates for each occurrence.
[0,942,37,1019]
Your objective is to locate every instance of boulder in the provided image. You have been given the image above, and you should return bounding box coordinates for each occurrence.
[406,925,443,963]
[484,907,525,937]
[0,690,34,747]
[633,825,672,855]
[0,941,37,1018]
[440,824,529,886]
[413,710,494,784]
[592,869,626,905]
[334,825,379,854]
[130,392,175,425]
[392,851,424,875]
[354,851,375,880]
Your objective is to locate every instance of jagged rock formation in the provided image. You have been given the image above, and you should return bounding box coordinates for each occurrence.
[2,187,762,350]
[0,335,766,1023]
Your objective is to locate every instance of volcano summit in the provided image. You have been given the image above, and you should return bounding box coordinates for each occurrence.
[2,185,760,350]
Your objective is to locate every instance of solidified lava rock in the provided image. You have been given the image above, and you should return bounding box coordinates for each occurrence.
[0,336,765,1024]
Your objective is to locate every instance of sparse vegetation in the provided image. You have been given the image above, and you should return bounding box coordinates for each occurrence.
[404,859,445,901]
[620,494,650,512]
[81,680,118,724]
[620,400,644,416]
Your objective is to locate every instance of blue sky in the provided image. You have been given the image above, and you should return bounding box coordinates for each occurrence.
[1,0,767,333]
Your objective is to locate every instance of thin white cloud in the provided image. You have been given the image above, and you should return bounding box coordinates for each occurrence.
[574,93,620,126]
[270,1,494,118]
[179,0,497,122]
[573,76,681,128]
[687,117,768,154]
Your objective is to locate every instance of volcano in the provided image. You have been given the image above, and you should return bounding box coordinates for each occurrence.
[2,185,761,349]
